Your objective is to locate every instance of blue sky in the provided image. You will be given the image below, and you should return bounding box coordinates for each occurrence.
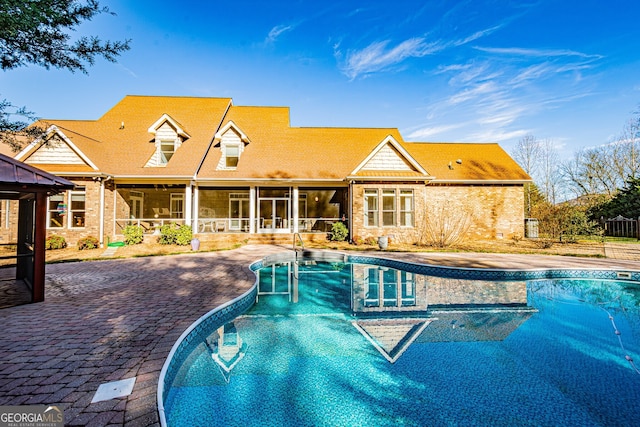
[2,0,639,158]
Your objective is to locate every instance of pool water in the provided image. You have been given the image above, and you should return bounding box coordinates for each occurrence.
[164,261,640,426]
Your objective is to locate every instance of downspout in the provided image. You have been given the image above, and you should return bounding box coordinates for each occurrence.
[190,99,233,231]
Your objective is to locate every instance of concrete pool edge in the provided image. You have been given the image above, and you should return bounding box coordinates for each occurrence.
[156,249,640,426]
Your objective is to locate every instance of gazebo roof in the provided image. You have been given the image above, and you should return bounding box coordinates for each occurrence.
[0,153,75,198]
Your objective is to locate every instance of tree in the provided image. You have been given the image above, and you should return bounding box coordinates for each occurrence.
[418,200,474,247]
[512,134,565,213]
[590,177,640,220]
[512,134,541,217]
[561,109,640,201]
[0,0,130,150]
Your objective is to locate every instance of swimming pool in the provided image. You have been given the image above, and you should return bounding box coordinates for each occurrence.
[159,252,640,426]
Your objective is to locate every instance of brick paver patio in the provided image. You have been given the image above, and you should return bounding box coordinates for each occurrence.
[0,244,639,426]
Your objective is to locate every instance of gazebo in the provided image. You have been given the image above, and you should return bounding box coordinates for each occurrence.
[0,153,75,303]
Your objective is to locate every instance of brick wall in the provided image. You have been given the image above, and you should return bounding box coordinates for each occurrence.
[44,178,103,246]
[351,183,524,244]
[427,277,528,306]
[424,185,525,240]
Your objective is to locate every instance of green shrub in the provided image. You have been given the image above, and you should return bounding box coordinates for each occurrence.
[77,236,100,250]
[123,225,144,245]
[328,221,348,242]
[159,223,193,246]
[45,235,67,250]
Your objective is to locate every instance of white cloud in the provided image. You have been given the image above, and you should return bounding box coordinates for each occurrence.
[509,62,556,85]
[473,46,603,59]
[117,63,137,78]
[339,25,500,79]
[447,81,498,105]
[454,25,503,46]
[339,37,443,80]
[467,128,531,142]
[405,123,465,140]
[265,24,295,44]
[477,109,525,127]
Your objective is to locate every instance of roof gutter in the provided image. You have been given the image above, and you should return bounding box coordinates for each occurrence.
[345,175,435,182]
[195,177,346,183]
[428,179,532,185]
[45,171,109,178]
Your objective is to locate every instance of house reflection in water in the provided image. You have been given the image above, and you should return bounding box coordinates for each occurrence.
[206,262,538,380]
[205,323,247,383]
[350,264,536,362]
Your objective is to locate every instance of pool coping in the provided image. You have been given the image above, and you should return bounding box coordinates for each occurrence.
[156,249,640,426]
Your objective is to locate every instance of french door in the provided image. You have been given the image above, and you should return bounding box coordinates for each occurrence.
[229,194,250,231]
[258,188,290,233]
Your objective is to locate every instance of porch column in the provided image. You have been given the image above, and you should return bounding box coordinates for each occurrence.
[249,186,256,233]
[98,178,105,247]
[292,186,299,233]
[348,181,354,240]
[185,181,193,229]
[193,184,199,232]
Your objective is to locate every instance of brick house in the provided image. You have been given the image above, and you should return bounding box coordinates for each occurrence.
[1,95,530,246]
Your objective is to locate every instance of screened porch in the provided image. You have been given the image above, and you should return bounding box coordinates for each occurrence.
[114,185,186,235]
[195,187,348,234]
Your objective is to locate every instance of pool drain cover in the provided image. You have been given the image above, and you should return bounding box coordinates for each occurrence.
[91,377,136,403]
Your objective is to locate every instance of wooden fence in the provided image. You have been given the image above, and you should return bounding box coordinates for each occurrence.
[602,215,640,239]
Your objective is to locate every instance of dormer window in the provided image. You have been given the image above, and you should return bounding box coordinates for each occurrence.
[224,144,240,168]
[214,121,250,171]
[145,114,190,168]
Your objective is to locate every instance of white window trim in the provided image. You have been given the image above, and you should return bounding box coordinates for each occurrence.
[382,189,396,227]
[221,142,242,170]
[170,193,185,218]
[364,189,378,227]
[364,188,415,228]
[399,190,414,227]
[47,193,65,229]
[69,189,86,229]
[158,139,178,166]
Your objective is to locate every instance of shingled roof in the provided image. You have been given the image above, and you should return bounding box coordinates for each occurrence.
[13,95,530,184]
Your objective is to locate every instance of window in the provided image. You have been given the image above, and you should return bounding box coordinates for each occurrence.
[48,194,65,228]
[364,189,378,227]
[400,190,414,227]
[170,194,184,218]
[382,190,396,226]
[401,271,416,306]
[69,188,86,228]
[383,267,398,307]
[160,140,175,164]
[364,188,415,228]
[130,191,144,219]
[224,144,240,168]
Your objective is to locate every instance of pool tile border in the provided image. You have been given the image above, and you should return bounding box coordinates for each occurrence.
[157,259,263,426]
